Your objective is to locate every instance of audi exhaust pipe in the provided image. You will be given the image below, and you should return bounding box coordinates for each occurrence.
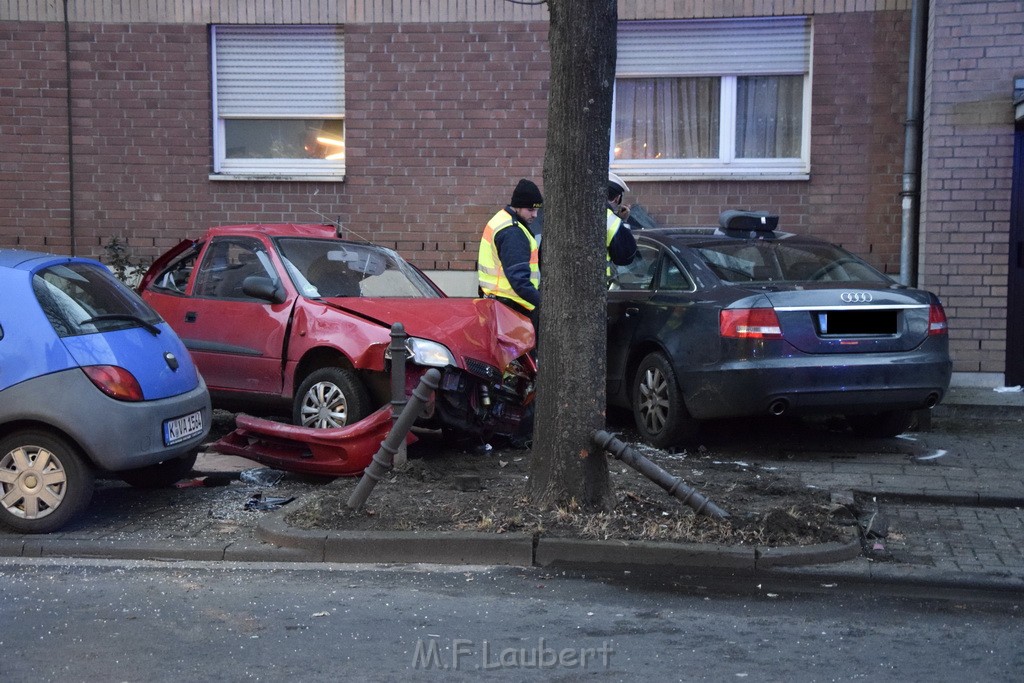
[924,392,940,409]
[767,399,789,416]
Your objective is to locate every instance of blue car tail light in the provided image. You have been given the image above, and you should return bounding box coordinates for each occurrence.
[81,365,145,401]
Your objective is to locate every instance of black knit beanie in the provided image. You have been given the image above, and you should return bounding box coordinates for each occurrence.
[510,179,543,208]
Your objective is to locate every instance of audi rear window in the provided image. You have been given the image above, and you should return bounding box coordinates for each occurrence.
[694,241,892,284]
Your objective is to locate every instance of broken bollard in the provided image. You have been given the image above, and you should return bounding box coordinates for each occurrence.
[389,322,409,469]
[592,430,730,520]
[346,368,441,510]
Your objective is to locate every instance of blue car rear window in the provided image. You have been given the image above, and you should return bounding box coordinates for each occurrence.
[32,263,162,338]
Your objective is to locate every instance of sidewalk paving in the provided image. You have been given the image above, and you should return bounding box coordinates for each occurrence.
[2,386,1022,597]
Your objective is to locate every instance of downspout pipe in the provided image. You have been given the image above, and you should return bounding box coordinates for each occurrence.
[899,0,928,286]
[63,0,76,255]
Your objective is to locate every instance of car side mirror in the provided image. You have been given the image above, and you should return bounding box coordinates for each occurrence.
[241,276,286,304]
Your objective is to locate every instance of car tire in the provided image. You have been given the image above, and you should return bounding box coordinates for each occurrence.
[293,367,372,429]
[845,410,914,438]
[0,430,95,534]
[119,451,199,489]
[632,352,699,448]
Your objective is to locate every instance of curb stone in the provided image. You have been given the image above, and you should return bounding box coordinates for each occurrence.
[766,560,1024,596]
[856,490,1024,508]
[258,509,534,566]
[259,504,863,571]
[17,538,230,562]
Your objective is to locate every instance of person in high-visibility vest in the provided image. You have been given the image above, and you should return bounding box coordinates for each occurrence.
[606,172,639,270]
[477,178,543,336]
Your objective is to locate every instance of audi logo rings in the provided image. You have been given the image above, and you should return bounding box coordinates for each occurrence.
[840,292,873,303]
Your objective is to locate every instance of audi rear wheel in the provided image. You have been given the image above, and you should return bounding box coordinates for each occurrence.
[632,352,699,449]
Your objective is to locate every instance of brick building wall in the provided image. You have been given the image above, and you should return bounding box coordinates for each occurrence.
[0,22,71,252]
[0,19,552,275]
[920,0,1023,377]
[343,21,550,273]
[12,1,1016,380]
[0,11,911,276]
[635,11,910,276]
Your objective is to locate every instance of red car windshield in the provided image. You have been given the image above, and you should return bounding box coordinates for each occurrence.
[275,238,439,299]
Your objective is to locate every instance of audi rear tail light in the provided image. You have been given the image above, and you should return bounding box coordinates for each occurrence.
[720,308,783,339]
[928,303,948,336]
[82,365,145,401]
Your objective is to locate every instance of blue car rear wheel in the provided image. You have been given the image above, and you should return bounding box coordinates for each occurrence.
[0,430,94,534]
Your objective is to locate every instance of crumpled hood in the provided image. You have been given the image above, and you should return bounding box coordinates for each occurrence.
[325,297,535,370]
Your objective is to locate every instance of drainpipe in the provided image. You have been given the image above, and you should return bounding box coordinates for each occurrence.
[899,0,927,286]
[63,0,77,255]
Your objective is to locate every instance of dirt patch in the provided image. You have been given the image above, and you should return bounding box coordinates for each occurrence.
[284,429,852,547]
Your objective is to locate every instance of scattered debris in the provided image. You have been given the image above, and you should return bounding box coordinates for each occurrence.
[858,509,889,539]
[174,475,234,489]
[240,468,285,487]
[914,450,947,461]
[244,493,295,511]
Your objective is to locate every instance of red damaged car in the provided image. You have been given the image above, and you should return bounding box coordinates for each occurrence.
[139,224,536,458]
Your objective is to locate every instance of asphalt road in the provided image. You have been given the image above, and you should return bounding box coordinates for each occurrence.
[0,558,1020,682]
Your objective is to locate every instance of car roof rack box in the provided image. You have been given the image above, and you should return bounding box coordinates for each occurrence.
[719,210,779,232]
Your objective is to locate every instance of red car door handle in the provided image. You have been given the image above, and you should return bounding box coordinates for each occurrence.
[185,311,197,323]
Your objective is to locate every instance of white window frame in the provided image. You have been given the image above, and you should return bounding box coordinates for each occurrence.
[211,25,345,181]
[612,18,813,182]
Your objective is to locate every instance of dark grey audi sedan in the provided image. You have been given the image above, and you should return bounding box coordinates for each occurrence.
[607,211,952,448]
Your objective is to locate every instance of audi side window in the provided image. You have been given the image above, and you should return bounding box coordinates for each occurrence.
[610,244,659,291]
[657,256,696,291]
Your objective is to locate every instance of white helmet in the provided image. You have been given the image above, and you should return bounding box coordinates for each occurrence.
[608,172,630,196]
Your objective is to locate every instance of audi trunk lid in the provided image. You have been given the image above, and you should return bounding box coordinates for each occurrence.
[759,285,934,354]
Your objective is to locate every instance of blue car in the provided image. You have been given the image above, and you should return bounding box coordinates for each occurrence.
[0,250,211,533]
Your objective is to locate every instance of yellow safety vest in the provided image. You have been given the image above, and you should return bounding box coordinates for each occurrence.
[477,209,540,311]
[606,208,623,276]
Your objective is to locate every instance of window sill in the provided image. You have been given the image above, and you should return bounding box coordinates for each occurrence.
[209,173,346,182]
[612,169,809,183]
[638,173,809,182]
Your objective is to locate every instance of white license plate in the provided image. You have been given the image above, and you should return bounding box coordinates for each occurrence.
[163,410,204,446]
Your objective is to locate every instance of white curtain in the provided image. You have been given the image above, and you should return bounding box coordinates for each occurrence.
[735,75,803,158]
[614,77,720,160]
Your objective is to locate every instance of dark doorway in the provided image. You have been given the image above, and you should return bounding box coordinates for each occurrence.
[1008,117,1024,385]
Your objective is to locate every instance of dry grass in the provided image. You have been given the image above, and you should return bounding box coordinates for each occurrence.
[285,440,851,547]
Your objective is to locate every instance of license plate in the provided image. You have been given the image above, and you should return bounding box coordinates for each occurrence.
[163,410,204,446]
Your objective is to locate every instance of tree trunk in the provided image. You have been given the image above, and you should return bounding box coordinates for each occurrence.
[528,0,618,511]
